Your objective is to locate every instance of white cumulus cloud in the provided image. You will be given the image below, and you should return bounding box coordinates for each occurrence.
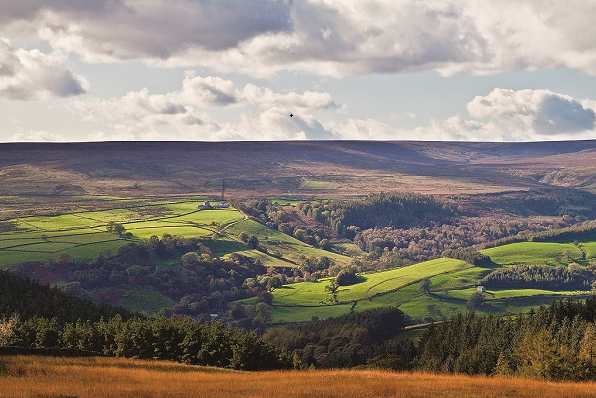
[0,38,87,100]
[328,89,596,142]
[467,88,596,137]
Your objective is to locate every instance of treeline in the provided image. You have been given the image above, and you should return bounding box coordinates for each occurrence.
[235,193,457,246]
[15,234,269,315]
[481,264,596,290]
[299,192,455,238]
[416,297,596,380]
[0,270,292,370]
[0,270,133,323]
[442,247,491,265]
[480,221,596,250]
[264,307,411,368]
[6,315,293,371]
[233,199,334,248]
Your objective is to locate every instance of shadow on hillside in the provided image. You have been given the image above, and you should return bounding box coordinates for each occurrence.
[202,240,247,257]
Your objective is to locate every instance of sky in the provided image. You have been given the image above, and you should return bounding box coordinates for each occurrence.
[1,0,596,143]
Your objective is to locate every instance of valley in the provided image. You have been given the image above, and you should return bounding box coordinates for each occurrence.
[3,140,596,390]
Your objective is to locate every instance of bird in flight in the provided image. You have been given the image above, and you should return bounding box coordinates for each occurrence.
[290,113,293,117]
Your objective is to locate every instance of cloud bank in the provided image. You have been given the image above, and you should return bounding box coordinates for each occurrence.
[1,0,595,77]
[72,76,596,142]
[72,74,337,141]
[8,130,66,142]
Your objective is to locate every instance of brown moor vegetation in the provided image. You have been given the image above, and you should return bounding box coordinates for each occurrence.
[2,355,596,398]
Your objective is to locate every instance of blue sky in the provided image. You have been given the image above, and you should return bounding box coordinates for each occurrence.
[1,0,596,142]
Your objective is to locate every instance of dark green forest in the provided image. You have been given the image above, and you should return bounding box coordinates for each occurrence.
[0,270,133,323]
[0,271,292,371]
[264,307,411,368]
[416,297,596,380]
[481,264,596,290]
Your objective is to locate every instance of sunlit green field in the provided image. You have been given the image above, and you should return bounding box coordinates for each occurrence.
[0,199,350,270]
[0,199,241,267]
[224,219,351,265]
[447,287,586,300]
[274,258,468,307]
[271,258,469,322]
[270,240,596,323]
[481,242,585,266]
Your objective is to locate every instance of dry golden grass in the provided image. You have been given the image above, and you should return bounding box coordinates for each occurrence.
[2,355,596,398]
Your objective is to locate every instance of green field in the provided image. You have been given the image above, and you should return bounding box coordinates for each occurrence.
[0,200,244,266]
[0,198,350,269]
[481,242,585,266]
[271,258,471,322]
[269,240,596,323]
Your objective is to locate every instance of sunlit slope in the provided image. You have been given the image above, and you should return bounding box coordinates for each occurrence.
[481,241,586,266]
[223,219,351,266]
[271,258,469,322]
[5,355,596,398]
[0,199,350,270]
[270,241,595,323]
[274,258,468,306]
[0,200,230,266]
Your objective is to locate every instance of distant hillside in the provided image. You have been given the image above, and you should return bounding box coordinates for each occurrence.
[2,140,596,200]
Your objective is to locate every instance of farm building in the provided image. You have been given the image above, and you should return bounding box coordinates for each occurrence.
[198,201,229,210]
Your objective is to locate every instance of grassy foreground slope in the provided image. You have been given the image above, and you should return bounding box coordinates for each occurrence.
[2,355,595,398]
[270,240,596,323]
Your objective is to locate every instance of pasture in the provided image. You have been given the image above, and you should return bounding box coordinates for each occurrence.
[271,258,470,322]
[0,197,350,272]
[481,242,585,266]
[270,240,596,323]
[0,199,229,267]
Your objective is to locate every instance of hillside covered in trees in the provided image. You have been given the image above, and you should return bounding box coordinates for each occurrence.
[0,270,133,323]
[416,297,596,381]
[0,271,293,371]
[12,234,270,318]
[264,307,411,368]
